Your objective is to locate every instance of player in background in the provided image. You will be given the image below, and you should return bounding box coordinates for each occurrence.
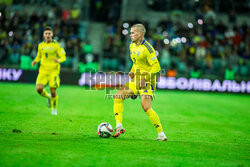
[32,26,66,115]
[113,24,167,141]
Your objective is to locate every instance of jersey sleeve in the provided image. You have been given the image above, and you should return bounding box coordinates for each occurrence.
[146,48,158,65]
[56,44,66,63]
[34,43,42,62]
[145,49,161,73]
[144,48,161,81]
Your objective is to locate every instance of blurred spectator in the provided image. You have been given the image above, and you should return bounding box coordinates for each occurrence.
[190,65,201,78]
[204,5,216,23]
[90,0,121,22]
[62,8,71,21]
[82,41,93,55]
[224,66,235,80]
[71,4,81,20]
[160,45,171,70]
[229,10,236,24]
[195,9,203,22]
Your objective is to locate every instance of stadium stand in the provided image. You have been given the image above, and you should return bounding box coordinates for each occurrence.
[0,0,249,80]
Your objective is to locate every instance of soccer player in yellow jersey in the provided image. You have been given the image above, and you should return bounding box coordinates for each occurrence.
[113,24,167,141]
[32,26,66,115]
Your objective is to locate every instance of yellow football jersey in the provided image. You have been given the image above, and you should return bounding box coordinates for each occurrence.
[129,40,161,90]
[34,40,66,74]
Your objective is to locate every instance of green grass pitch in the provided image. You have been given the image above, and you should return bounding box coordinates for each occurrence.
[0,83,249,166]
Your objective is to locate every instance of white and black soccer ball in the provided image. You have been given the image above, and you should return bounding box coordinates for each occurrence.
[97,122,113,138]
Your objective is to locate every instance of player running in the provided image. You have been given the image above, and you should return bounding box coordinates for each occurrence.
[113,24,167,141]
[32,26,66,115]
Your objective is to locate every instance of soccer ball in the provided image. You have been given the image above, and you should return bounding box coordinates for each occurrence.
[97,122,113,138]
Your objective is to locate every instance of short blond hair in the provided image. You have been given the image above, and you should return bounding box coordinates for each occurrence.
[131,24,146,36]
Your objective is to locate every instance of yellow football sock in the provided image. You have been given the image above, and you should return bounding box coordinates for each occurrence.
[51,96,58,110]
[114,98,123,124]
[40,89,50,98]
[146,108,163,133]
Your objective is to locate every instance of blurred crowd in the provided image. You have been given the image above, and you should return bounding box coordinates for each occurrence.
[0,1,249,79]
[89,0,121,24]
[0,1,86,68]
[104,6,250,79]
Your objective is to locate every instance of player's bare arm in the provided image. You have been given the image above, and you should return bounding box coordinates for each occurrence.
[54,59,60,63]
[32,61,37,66]
[128,71,135,78]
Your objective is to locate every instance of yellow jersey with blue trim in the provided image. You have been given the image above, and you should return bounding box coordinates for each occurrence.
[129,40,161,90]
[34,40,66,74]
[129,40,161,74]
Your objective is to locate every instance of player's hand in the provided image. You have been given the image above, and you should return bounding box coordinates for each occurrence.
[32,61,37,67]
[128,72,135,78]
[139,78,146,89]
[54,59,60,63]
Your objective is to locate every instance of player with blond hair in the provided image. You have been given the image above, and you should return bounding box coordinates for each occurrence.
[113,24,167,141]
